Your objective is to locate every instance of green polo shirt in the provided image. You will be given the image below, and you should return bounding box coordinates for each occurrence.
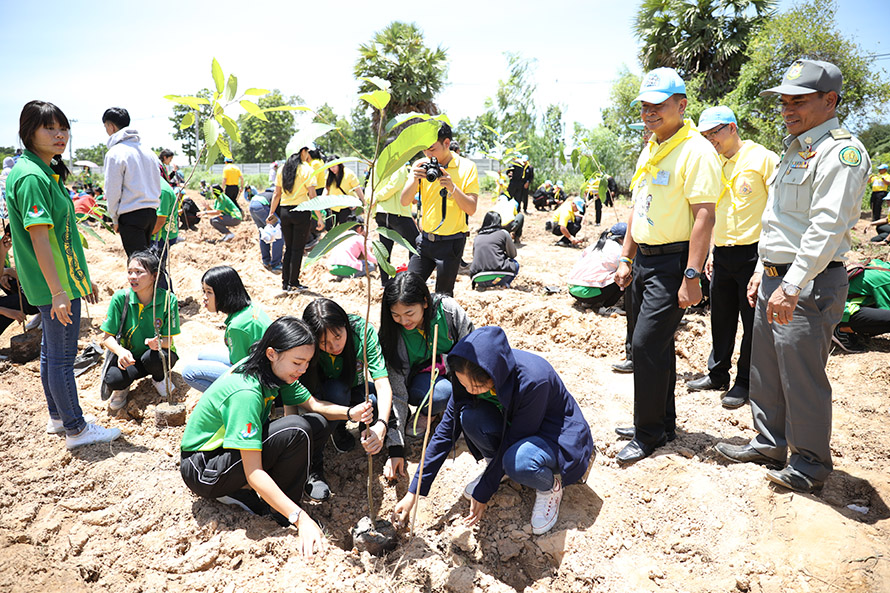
[224,303,272,364]
[318,315,388,387]
[101,288,180,357]
[180,371,311,452]
[402,301,454,369]
[152,180,180,242]
[4,150,92,306]
[214,192,242,220]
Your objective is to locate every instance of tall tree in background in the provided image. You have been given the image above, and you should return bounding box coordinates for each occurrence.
[169,88,214,164]
[234,90,300,163]
[313,103,355,157]
[634,0,776,102]
[349,105,376,157]
[354,21,448,131]
[724,0,890,150]
[74,144,108,165]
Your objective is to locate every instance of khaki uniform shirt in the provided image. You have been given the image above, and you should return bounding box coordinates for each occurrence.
[758,117,871,287]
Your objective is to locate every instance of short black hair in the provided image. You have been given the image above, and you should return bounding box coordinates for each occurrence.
[201,266,251,315]
[18,100,71,182]
[102,107,130,129]
[438,121,453,143]
[127,249,160,277]
[159,148,174,160]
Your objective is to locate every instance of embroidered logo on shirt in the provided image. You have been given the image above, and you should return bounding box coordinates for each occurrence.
[28,206,45,218]
[240,423,258,439]
[839,147,862,167]
[738,180,753,196]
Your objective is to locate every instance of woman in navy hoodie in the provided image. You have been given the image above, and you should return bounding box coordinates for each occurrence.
[392,326,594,535]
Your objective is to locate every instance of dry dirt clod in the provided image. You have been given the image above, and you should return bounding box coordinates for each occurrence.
[351,516,397,556]
[154,402,186,427]
[10,329,41,363]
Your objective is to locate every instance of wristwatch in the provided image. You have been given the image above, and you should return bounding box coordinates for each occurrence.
[288,507,302,526]
[780,280,801,297]
[683,267,701,280]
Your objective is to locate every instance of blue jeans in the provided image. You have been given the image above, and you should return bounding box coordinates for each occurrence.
[461,400,558,491]
[249,199,283,267]
[182,345,232,392]
[408,372,452,415]
[38,299,87,435]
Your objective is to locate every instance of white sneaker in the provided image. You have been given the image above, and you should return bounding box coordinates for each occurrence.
[65,422,122,449]
[25,313,42,331]
[222,232,235,242]
[463,458,492,500]
[153,378,170,398]
[47,413,95,434]
[530,475,563,535]
[108,389,129,411]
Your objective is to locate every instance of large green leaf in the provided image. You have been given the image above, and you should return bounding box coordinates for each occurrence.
[360,90,391,112]
[220,114,240,143]
[211,58,224,94]
[571,148,580,170]
[77,224,104,247]
[371,239,396,277]
[244,88,270,96]
[374,120,440,187]
[240,100,268,121]
[384,112,450,134]
[179,112,195,130]
[164,95,210,109]
[358,76,391,91]
[205,142,220,166]
[304,222,359,264]
[598,178,609,198]
[376,227,418,255]
[285,123,336,157]
[294,194,362,212]
[579,155,595,180]
[204,119,219,148]
[217,137,232,159]
[225,74,238,102]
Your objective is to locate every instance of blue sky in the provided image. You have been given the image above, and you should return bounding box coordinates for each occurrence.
[0,0,886,160]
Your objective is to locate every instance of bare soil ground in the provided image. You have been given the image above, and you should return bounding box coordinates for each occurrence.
[0,196,888,593]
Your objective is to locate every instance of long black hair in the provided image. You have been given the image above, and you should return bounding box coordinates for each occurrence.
[280,147,309,194]
[325,155,345,193]
[19,101,71,182]
[477,211,502,234]
[380,272,438,373]
[201,266,251,315]
[128,249,160,277]
[301,298,357,392]
[234,316,316,389]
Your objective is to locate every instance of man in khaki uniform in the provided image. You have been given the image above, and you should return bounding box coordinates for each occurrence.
[715,60,871,492]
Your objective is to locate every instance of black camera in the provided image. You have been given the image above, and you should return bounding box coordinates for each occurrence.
[420,157,442,182]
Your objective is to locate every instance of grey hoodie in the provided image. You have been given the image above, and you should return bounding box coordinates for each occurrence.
[104,128,161,225]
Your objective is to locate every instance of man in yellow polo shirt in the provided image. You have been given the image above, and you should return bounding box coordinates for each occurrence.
[612,67,722,463]
[400,122,479,295]
[222,157,244,209]
[686,106,778,409]
[869,163,890,221]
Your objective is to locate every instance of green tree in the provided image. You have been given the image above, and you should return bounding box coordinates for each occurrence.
[635,0,777,103]
[859,122,890,157]
[169,88,214,164]
[233,90,300,162]
[0,146,16,163]
[602,66,644,144]
[349,105,376,157]
[73,144,108,165]
[724,0,890,150]
[354,21,448,129]
[313,103,355,157]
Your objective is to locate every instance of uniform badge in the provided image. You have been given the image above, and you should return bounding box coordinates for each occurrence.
[790,160,809,170]
[786,61,804,80]
[839,147,862,167]
[798,149,816,160]
[738,180,753,196]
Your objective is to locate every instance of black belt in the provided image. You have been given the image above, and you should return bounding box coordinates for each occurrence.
[637,241,689,256]
[421,231,469,242]
[762,261,843,277]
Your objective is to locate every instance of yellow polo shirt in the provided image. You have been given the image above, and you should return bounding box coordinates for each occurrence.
[631,120,722,246]
[223,164,241,185]
[276,162,317,207]
[871,172,890,192]
[413,152,480,236]
[714,140,778,247]
[551,200,576,227]
[325,168,360,195]
[311,159,325,190]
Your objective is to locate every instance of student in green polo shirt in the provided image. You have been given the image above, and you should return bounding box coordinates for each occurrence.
[5,100,120,449]
[150,180,180,291]
[300,298,394,498]
[198,185,242,241]
[180,316,373,557]
[101,250,180,411]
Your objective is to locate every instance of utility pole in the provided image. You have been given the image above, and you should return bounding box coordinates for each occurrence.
[68,119,78,169]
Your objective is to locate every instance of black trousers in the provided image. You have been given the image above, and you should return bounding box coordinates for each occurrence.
[624,283,636,361]
[870,223,890,242]
[279,206,313,287]
[871,190,887,221]
[0,278,39,335]
[551,221,581,238]
[518,186,529,213]
[180,414,322,507]
[376,212,419,284]
[224,184,243,211]
[504,213,524,241]
[118,208,157,257]
[843,307,890,336]
[572,282,622,308]
[631,249,687,446]
[707,243,758,387]
[104,348,179,390]
[594,198,603,225]
[407,235,467,296]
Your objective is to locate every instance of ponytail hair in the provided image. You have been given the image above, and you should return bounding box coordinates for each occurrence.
[19,101,71,182]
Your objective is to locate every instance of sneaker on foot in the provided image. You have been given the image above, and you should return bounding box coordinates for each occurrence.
[463,458,493,501]
[331,424,356,453]
[216,489,269,515]
[153,379,170,398]
[305,471,331,501]
[222,232,235,242]
[25,313,42,331]
[832,326,864,353]
[108,389,129,411]
[65,422,122,449]
[47,413,95,434]
[530,475,563,535]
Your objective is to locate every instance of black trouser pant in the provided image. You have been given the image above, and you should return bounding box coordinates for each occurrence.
[504,213,524,241]
[407,234,467,296]
[871,190,887,221]
[870,223,890,242]
[707,243,758,387]
[572,282,622,309]
[118,208,157,257]
[376,212,419,285]
[624,282,636,361]
[180,414,322,510]
[594,198,603,225]
[631,249,687,446]
[103,349,179,390]
[224,184,242,210]
[843,307,890,336]
[518,187,529,213]
[280,206,313,288]
[0,278,39,335]
[551,221,581,238]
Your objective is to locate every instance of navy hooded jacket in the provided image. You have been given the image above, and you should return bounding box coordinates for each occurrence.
[409,326,594,504]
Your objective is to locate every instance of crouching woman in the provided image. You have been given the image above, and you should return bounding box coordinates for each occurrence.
[393,326,595,535]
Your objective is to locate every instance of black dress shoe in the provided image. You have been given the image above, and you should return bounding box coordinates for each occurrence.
[611,359,634,373]
[721,384,749,409]
[614,426,676,442]
[766,467,824,493]
[616,436,666,464]
[686,375,729,392]
[713,442,783,469]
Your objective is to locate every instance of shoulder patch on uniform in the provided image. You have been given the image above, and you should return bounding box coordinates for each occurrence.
[830,128,852,140]
[839,146,862,167]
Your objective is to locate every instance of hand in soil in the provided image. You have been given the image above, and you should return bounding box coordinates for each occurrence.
[392,491,416,529]
[464,497,487,527]
[383,456,406,481]
[296,513,327,558]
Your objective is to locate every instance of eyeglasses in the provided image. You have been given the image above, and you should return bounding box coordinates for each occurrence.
[702,124,729,141]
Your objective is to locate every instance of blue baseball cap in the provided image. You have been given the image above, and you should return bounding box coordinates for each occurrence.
[609,222,627,237]
[879,164,888,170]
[697,106,737,133]
[631,68,686,106]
